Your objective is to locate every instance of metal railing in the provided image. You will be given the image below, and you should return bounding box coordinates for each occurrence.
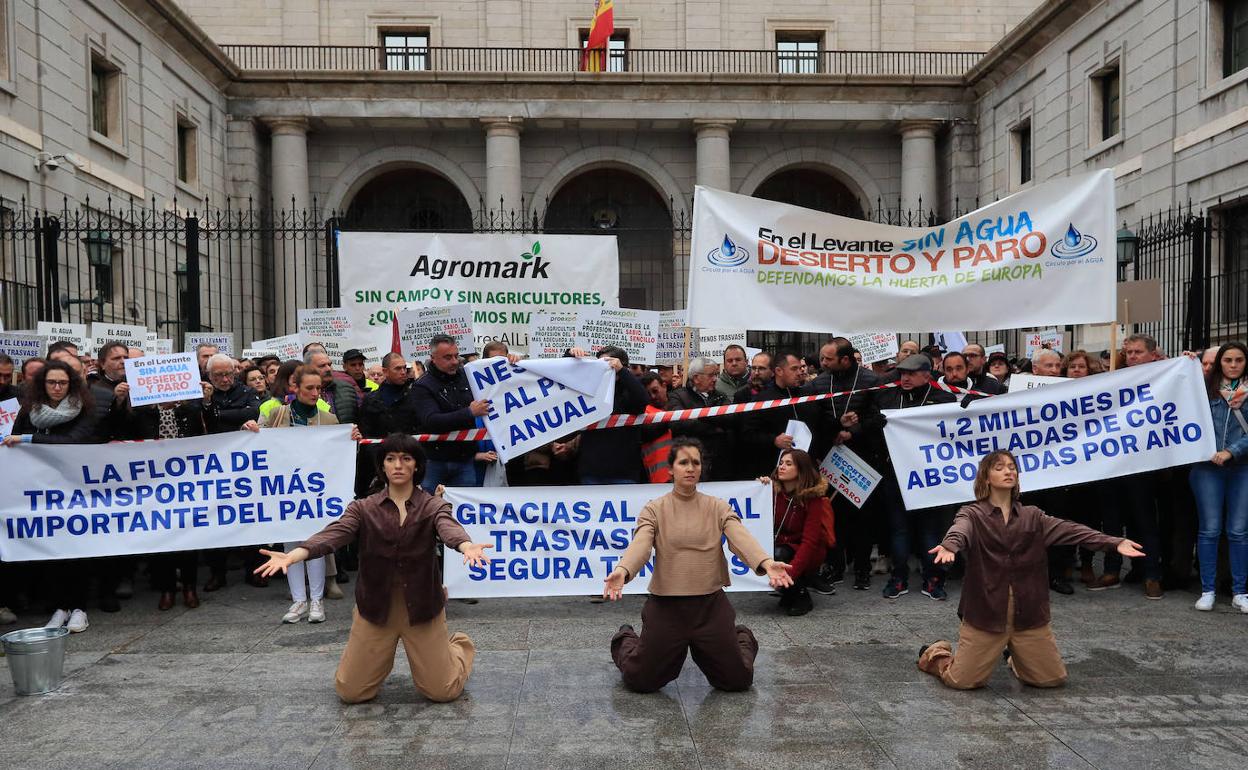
[221,45,982,77]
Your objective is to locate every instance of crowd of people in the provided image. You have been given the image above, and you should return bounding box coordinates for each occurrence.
[0,331,1245,637]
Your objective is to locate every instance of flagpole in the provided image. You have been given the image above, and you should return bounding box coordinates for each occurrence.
[680,326,693,388]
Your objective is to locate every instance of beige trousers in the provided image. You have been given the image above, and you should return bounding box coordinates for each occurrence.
[334,586,475,703]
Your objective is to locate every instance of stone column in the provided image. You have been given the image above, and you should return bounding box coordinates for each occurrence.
[482,118,523,222]
[694,120,735,191]
[265,117,310,334]
[900,120,941,218]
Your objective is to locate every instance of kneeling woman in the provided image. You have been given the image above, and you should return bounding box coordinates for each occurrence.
[255,434,492,703]
[918,450,1144,689]
[604,437,793,693]
[764,448,835,616]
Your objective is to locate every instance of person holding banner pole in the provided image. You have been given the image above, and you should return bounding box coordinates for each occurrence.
[918,450,1145,690]
[254,434,491,704]
[605,437,793,693]
[1189,342,1248,613]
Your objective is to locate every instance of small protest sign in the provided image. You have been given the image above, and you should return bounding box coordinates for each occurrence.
[527,312,578,359]
[398,304,475,360]
[124,352,202,407]
[818,445,882,509]
[574,307,659,365]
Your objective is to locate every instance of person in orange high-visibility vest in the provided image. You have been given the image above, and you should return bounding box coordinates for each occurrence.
[639,373,673,482]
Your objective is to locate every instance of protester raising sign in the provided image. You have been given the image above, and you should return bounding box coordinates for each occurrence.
[442,481,772,598]
[574,307,659,365]
[818,445,882,509]
[0,425,356,561]
[687,171,1115,333]
[37,322,89,352]
[124,352,203,407]
[466,356,615,463]
[882,357,1215,508]
[847,332,899,364]
[398,304,476,360]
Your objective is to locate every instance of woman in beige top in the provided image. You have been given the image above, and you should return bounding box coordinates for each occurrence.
[603,437,792,693]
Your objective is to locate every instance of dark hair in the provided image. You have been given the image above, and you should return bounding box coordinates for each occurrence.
[21,358,45,378]
[1123,333,1158,352]
[824,337,853,360]
[269,359,302,400]
[973,450,1020,503]
[640,371,665,389]
[380,351,405,369]
[942,351,968,368]
[723,344,747,358]
[803,354,819,370]
[481,341,509,358]
[772,350,801,370]
[667,436,705,468]
[373,433,428,486]
[23,359,95,413]
[1206,342,1248,399]
[597,345,630,369]
[771,448,822,500]
[256,355,280,369]
[46,340,79,356]
[429,334,456,350]
[97,341,128,363]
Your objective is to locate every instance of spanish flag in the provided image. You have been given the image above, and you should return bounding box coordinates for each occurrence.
[580,0,614,72]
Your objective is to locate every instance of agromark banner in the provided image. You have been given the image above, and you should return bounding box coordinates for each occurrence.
[338,233,619,355]
[882,358,1215,509]
[687,171,1116,334]
[442,481,773,598]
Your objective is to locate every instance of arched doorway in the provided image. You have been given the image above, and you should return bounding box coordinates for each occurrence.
[543,168,675,311]
[340,168,474,230]
[752,167,865,219]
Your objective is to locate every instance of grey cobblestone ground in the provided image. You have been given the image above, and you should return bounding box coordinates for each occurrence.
[3,572,1247,769]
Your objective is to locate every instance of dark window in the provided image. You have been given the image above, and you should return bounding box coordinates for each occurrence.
[1226,0,1248,77]
[579,31,628,72]
[176,120,197,185]
[1222,204,1248,324]
[1096,65,1121,140]
[381,31,429,71]
[777,33,822,74]
[90,58,118,137]
[1013,122,1032,185]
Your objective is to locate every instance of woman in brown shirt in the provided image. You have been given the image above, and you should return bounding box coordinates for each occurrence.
[255,433,493,703]
[917,449,1144,690]
[604,437,793,693]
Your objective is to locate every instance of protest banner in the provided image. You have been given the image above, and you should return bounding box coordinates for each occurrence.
[124,352,202,407]
[694,328,748,360]
[935,331,969,354]
[688,171,1115,333]
[466,356,615,463]
[0,425,356,561]
[818,445,882,509]
[1008,373,1067,393]
[398,304,476,360]
[250,333,305,360]
[91,322,147,349]
[185,332,235,356]
[0,332,47,363]
[1025,328,1064,357]
[146,333,174,355]
[338,232,619,355]
[442,481,773,598]
[296,307,352,339]
[37,322,89,351]
[0,397,18,440]
[882,357,1215,508]
[574,307,659,364]
[656,310,688,365]
[241,348,280,360]
[848,332,899,364]
[527,312,579,359]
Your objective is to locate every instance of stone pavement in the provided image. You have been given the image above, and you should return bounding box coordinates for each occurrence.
[3,572,1248,769]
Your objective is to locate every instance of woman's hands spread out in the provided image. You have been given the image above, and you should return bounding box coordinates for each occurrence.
[764,559,794,589]
[459,542,493,568]
[603,566,628,601]
[928,544,956,565]
[254,547,305,578]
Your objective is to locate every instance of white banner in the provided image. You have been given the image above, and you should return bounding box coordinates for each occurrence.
[185,332,235,356]
[848,332,899,364]
[527,312,579,359]
[338,232,619,355]
[241,348,280,360]
[251,333,305,361]
[695,328,749,360]
[1008,373,1067,393]
[37,322,89,351]
[574,307,659,365]
[442,481,773,598]
[466,356,614,464]
[0,397,18,440]
[688,171,1115,333]
[0,426,356,561]
[882,358,1216,508]
[0,332,46,363]
[398,304,476,360]
[818,445,882,509]
[124,352,202,407]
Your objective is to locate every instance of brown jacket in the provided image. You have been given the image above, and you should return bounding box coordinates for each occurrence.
[299,488,471,626]
[941,499,1122,633]
[617,488,770,596]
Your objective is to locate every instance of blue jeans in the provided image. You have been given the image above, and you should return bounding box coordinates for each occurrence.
[1190,461,1248,594]
[422,459,479,493]
[880,475,946,584]
[581,476,637,485]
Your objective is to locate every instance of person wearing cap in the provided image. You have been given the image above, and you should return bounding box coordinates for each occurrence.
[870,353,957,601]
[338,348,378,405]
[986,351,1012,390]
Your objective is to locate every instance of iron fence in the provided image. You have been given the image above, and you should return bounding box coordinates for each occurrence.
[221,45,981,78]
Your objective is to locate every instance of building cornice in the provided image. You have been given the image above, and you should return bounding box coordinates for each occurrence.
[964,0,1103,95]
[118,0,239,86]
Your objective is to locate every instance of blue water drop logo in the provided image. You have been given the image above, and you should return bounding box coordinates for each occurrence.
[1064,224,1081,248]
[1050,222,1097,260]
[707,233,749,267]
[721,235,736,257]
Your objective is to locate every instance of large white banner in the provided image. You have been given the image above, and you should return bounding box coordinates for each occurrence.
[442,481,773,598]
[466,356,615,463]
[338,232,619,355]
[882,358,1216,508]
[687,171,1116,333]
[0,426,356,561]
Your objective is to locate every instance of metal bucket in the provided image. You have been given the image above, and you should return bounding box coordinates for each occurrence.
[2,627,70,695]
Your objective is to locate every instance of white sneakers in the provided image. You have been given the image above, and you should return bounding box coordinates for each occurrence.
[46,609,88,632]
[1195,592,1216,611]
[282,601,308,624]
[308,600,325,623]
[1234,594,1248,613]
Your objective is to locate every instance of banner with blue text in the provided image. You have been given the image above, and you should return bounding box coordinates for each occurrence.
[442,481,773,598]
[687,171,1116,333]
[882,358,1215,509]
[0,425,356,561]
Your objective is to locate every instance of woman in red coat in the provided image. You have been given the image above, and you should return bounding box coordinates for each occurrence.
[762,449,835,615]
